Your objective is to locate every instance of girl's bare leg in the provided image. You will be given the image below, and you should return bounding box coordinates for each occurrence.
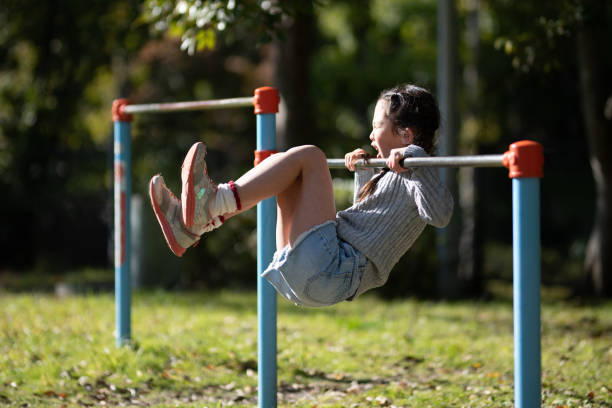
[231,145,336,248]
[275,179,300,250]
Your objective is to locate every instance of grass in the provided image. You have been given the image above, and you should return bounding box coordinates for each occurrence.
[0,288,610,407]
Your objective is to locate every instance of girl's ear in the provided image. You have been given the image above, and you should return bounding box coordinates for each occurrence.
[402,128,415,145]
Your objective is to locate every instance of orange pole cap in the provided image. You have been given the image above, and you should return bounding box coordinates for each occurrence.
[253,87,280,115]
[502,140,544,179]
[112,98,133,122]
[254,149,278,166]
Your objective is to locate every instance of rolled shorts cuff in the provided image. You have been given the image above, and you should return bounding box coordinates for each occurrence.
[261,221,366,308]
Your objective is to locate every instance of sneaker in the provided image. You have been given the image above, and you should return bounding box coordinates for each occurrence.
[149,174,200,257]
[181,142,216,229]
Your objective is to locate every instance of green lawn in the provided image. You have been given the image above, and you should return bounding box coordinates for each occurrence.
[1,289,610,407]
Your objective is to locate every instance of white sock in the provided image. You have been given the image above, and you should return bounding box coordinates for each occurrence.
[208,183,238,218]
[189,183,238,236]
[191,215,224,236]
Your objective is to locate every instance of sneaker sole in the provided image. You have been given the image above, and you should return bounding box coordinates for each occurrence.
[149,176,186,257]
[181,142,206,228]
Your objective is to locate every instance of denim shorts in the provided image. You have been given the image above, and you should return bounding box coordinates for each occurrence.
[261,220,366,308]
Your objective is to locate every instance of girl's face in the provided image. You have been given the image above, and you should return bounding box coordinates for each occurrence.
[369,99,410,158]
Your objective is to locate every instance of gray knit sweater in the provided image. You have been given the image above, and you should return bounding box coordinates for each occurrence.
[336,144,454,298]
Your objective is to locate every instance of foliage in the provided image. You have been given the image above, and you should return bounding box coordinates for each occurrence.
[311,0,439,157]
[482,0,583,73]
[1,290,610,407]
[0,0,148,270]
[475,0,611,294]
[141,0,316,54]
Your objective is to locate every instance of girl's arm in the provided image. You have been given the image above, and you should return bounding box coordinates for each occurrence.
[401,145,454,228]
[344,148,376,203]
[344,148,370,171]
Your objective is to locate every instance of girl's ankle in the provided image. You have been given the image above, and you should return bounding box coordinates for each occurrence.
[190,215,224,236]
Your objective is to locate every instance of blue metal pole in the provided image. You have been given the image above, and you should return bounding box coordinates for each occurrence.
[512,177,541,408]
[114,120,131,347]
[256,113,277,408]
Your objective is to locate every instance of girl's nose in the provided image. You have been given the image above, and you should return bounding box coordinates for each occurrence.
[369,132,374,141]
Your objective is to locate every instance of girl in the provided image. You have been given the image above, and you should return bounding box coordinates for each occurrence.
[149,84,454,307]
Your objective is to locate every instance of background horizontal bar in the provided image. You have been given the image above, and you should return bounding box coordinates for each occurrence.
[123,97,253,114]
[326,154,505,169]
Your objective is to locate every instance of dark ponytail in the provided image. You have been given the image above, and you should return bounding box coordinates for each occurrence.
[356,84,440,203]
[356,168,389,202]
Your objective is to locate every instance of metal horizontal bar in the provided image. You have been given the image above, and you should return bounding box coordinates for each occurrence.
[123,96,253,114]
[327,154,505,169]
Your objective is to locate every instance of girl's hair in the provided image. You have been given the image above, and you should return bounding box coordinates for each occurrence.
[357,84,440,202]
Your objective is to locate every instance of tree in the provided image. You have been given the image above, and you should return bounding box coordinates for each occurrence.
[0,0,148,271]
[575,0,612,296]
[457,0,485,296]
[481,0,611,296]
[141,0,297,54]
[141,1,319,149]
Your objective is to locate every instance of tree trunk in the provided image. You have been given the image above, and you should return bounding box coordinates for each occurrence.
[436,0,461,298]
[457,0,484,296]
[273,5,316,149]
[576,0,612,297]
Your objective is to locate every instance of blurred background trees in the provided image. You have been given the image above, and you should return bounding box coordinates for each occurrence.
[0,0,148,270]
[0,0,610,297]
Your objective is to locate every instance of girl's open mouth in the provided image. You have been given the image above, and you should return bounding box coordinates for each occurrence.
[372,144,381,158]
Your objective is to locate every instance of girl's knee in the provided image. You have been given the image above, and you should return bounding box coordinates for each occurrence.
[289,145,326,166]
